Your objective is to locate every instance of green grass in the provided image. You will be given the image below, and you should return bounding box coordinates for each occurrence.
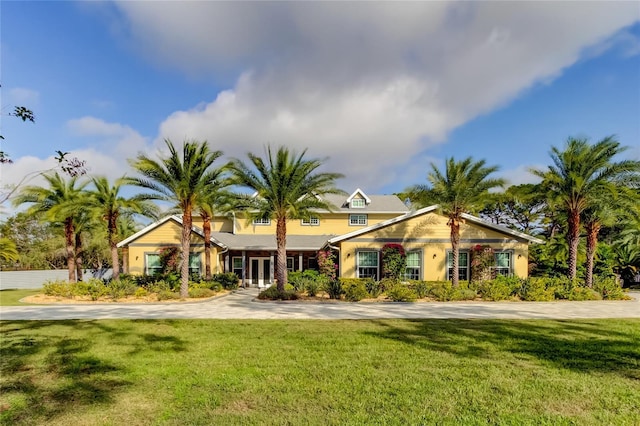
[1,319,639,425]
[0,289,42,306]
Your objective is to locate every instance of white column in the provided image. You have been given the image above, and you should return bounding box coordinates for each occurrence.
[299,253,303,271]
[270,252,275,284]
[242,250,246,287]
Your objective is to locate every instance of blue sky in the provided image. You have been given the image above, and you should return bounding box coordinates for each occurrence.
[1,1,639,207]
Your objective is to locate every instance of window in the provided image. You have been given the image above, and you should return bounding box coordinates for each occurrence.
[494,252,512,276]
[253,217,271,225]
[357,251,379,279]
[286,257,295,272]
[404,251,421,281]
[351,198,366,208]
[232,257,244,278]
[145,253,162,276]
[189,253,202,275]
[301,216,320,226]
[447,251,469,281]
[349,214,368,226]
[307,257,318,270]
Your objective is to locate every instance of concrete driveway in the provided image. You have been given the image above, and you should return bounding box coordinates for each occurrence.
[1,288,639,320]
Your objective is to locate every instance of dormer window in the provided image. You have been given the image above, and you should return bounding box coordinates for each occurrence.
[351,198,366,208]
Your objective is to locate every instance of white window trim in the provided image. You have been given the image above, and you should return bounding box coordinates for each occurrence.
[349,214,368,226]
[493,250,514,276]
[446,250,470,281]
[232,256,244,278]
[301,216,320,226]
[404,250,422,281]
[350,198,366,208]
[144,252,162,276]
[253,217,271,225]
[356,250,379,279]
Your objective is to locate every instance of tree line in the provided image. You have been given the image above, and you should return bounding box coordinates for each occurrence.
[1,136,638,299]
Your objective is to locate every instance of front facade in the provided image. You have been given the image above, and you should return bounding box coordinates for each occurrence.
[118,189,542,286]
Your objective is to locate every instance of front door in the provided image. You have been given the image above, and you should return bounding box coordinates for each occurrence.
[250,257,271,287]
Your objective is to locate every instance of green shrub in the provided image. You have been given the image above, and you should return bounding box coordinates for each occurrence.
[134,287,148,298]
[257,286,299,300]
[478,278,512,301]
[378,278,398,293]
[520,278,554,301]
[188,287,216,298]
[386,284,417,302]
[409,280,429,299]
[343,280,369,302]
[366,279,383,298]
[157,290,180,301]
[43,280,73,297]
[148,280,170,294]
[86,279,108,300]
[548,276,577,300]
[303,278,322,297]
[428,281,454,301]
[213,272,239,290]
[195,280,223,292]
[451,288,478,301]
[106,278,136,300]
[289,270,320,292]
[323,279,343,300]
[568,287,602,301]
[593,276,628,300]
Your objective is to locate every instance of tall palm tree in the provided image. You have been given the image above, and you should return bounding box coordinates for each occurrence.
[12,172,88,281]
[127,139,225,297]
[409,157,505,287]
[197,184,232,280]
[89,176,159,280]
[229,145,344,292]
[532,136,640,281]
[0,237,19,264]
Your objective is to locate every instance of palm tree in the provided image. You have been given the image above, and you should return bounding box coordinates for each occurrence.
[197,185,232,280]
[532,136,640,281]
[409,157,505,287]
[0,237,19,264]
[127,139,225,297]
[229,145,344,292]
[12,172,88,281]
[89,176,159,280]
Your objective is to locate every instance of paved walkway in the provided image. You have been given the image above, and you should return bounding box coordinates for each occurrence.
[1,289,639,320]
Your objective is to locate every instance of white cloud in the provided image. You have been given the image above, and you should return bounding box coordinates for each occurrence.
[105,2,638,191]
[499,165,544,188]
[67,116,149,160]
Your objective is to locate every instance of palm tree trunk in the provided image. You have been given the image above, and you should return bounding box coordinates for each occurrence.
[75,232,84,282]
[203,215,212,280]
[276,217,287,292]
[65,217,76,282]
[567,210,580,281]
[180,206,192,298]
[585,221,600,288]
[449,216,461,287]
[109,214,120,280]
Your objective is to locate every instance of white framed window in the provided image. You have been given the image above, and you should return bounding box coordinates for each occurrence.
[349,214,368,226]
[301,216,320,226]
[188,253,202,275]
[404,251,421,281]
[145,253,162,276]
[357,251,379,279]
[494,251,512,276]
[286,257,295,272]
[447,251,469,281]
[253,217,271,225]
[351,198,366,208]
[232,257,244,278]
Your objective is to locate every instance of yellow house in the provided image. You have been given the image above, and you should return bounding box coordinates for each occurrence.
[117,189,542,286]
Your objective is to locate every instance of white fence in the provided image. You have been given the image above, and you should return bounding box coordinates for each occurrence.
[0,269,112,290]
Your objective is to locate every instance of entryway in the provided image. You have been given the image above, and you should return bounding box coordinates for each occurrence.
[250,257,272,288]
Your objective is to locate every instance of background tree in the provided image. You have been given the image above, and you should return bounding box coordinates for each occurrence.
[89,176,159,280]
[0,237,19,263]
[229,146,344,292]
[406,157,505,287]
[127,139,225,297]
[532,136,640,281]
[12,172,88,281]
[197,184,232,280]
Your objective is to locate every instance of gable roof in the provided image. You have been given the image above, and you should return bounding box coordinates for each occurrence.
[345,188,371,205]
[321,193,409,213]
[327,205,544,245]
[116,215,228,249]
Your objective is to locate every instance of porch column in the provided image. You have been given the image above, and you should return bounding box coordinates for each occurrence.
[242,250,246,287]
[226,254,230,273]
[270,252,275,284]
[298,253,303,272]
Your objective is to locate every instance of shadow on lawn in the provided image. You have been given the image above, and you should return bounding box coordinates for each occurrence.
[365,319,640,380]
[0,320,187,425]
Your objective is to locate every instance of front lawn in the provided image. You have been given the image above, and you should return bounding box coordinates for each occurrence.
[1,319,639,425]
[0,289,42,306]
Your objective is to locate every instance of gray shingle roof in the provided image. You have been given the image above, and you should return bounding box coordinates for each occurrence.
[211,233,333,251]
[321,193,409,213]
